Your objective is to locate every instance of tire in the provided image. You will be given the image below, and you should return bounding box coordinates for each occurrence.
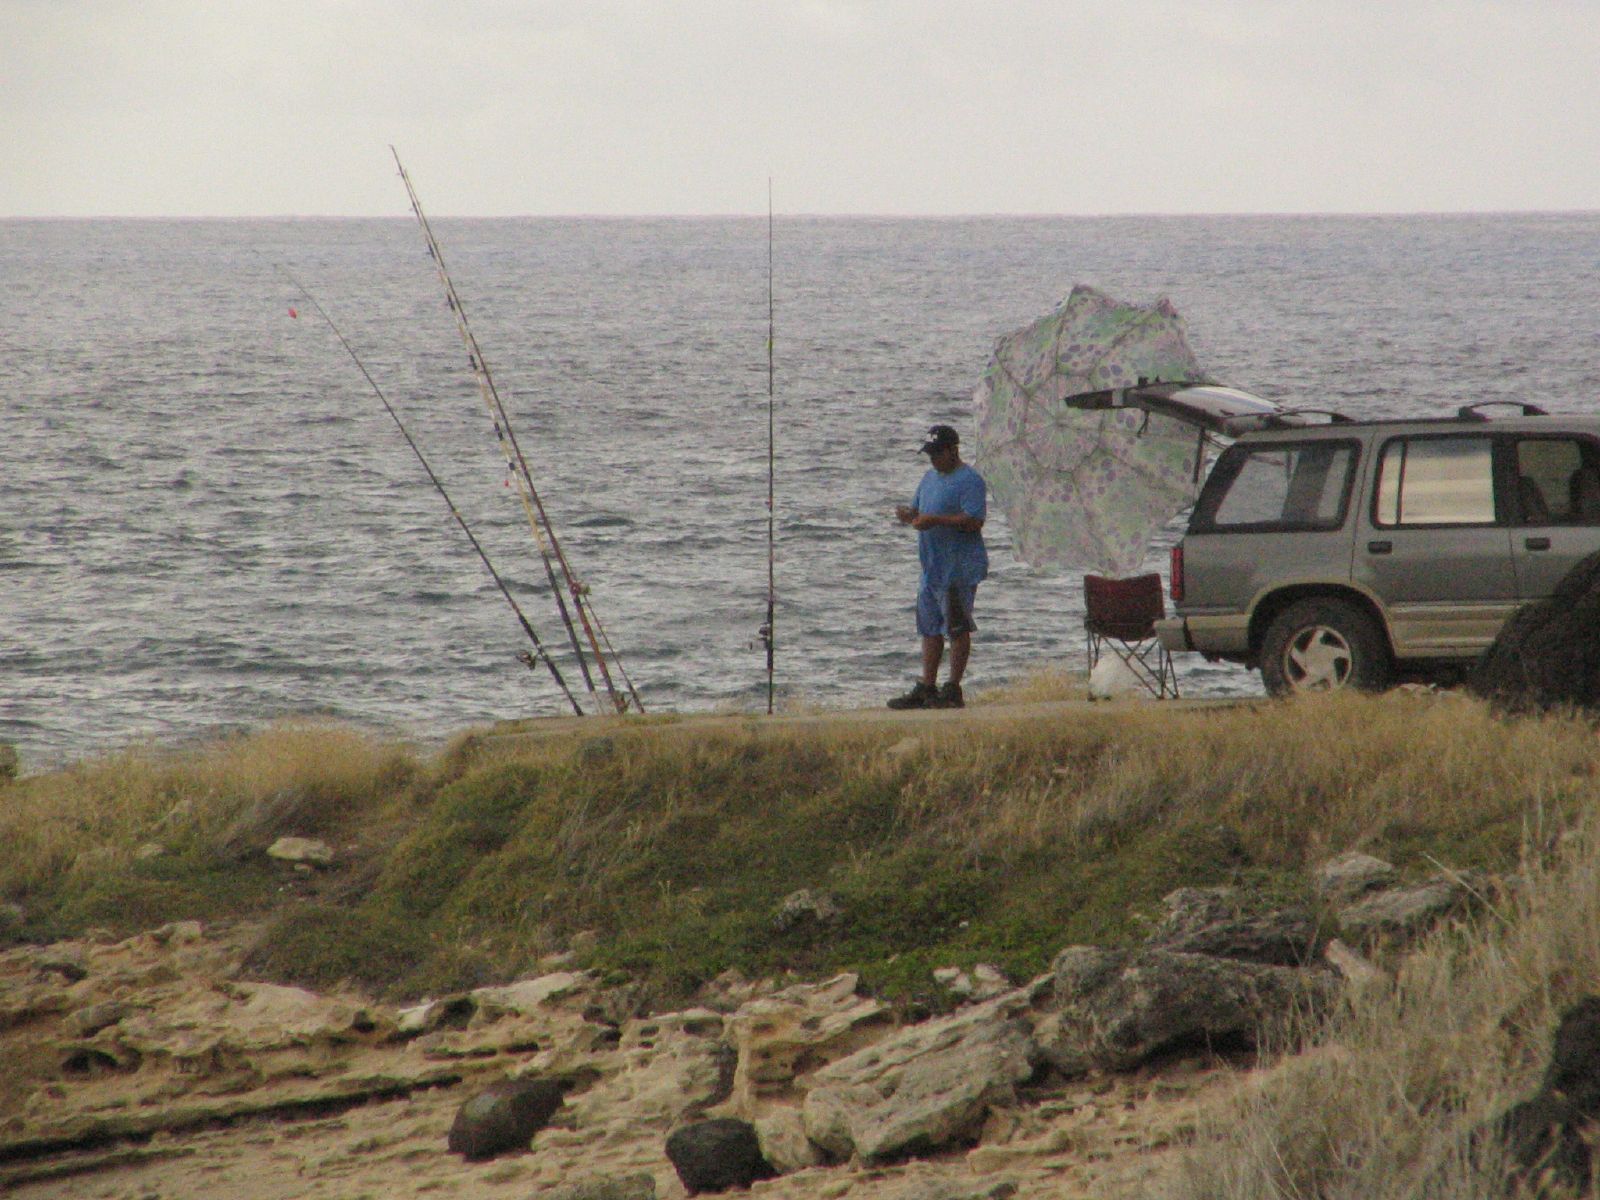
[1259,597,1391,697]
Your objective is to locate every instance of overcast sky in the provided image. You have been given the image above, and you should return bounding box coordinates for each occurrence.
[6,1,1599,217]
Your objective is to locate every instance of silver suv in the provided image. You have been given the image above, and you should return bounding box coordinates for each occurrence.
[1159,401,1600,695]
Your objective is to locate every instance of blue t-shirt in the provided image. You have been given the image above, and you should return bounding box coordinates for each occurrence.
[913,463,989,588]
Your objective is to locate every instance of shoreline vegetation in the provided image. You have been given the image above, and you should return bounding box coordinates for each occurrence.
[5,675,1600,1194]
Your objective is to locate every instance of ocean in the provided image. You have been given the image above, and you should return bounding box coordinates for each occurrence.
[4,212,1599,769]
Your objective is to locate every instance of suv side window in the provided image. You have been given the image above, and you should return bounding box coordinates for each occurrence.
[1373,435,1496,527]
[1192,440,1358,532]
[1513,436,1600,525]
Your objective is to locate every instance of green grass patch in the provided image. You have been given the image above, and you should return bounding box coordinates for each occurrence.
[8,690,1600,1012]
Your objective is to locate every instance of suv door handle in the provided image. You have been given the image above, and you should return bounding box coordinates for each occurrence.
[1367,540,1393,555]
[1525,536,1552,551]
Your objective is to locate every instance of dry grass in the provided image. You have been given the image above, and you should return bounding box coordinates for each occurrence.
[968,665,1090,705]
[0,721,418,897]
[7,688,1600,1017]
[816,688,1600,874]
[1156,793,1600,1199]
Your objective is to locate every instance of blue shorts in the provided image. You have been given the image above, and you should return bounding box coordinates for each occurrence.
[917,580,978,638]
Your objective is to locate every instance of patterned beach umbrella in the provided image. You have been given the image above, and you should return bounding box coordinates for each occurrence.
[972,284,1208,577]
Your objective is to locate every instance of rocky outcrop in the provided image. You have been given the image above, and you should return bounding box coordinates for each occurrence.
[266,836,335,866]
[718,972,887,1117]
[1145,887,1320,966]
[0,849,1503,1194]
[771,888,844,934]
[1313,851,1484,946]
[1314,851,1400,904]
[800,982,1046,1163]
[1336,875,1479,942]
[1042,946,1332,1073]
[546,1174,657,1200]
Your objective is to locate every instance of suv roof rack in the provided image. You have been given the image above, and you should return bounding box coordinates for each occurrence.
[1274,408,1353,425]
[1457,400,1549,420]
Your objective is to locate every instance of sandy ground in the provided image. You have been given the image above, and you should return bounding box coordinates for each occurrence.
[3,1050,1253,1200]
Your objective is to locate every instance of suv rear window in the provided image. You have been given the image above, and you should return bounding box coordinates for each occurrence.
[1191,440,1358,533]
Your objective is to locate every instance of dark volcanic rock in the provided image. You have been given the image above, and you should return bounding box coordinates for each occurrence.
[1471,549,1600,711]
[665,1118,776,1194]
[446,1076,564,1160]
[1484,995,1600,1194]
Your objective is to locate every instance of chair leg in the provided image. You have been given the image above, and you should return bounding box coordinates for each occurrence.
[1102,640,1180,700]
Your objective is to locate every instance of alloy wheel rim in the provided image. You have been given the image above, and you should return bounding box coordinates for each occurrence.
[1284,626,1353,691]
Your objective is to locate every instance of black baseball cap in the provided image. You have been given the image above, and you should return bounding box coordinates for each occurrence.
[919,424,959,455]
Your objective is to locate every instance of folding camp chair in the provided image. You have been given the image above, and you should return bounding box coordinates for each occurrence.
[1084,573,1179,699]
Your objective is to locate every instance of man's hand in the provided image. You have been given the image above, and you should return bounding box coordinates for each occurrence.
[895,505,917,525]
[912,513,984,532]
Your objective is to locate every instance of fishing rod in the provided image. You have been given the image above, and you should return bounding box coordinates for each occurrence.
[760,180,776,714]
[273,263,585,716]
[390,148,642,714]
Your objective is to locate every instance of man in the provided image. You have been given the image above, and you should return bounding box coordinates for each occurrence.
[888,424,988,709]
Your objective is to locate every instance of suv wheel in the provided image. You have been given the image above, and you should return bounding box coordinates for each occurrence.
[1260,598,1390,696]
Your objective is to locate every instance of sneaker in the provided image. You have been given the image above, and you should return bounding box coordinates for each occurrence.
[929,681,964,709]
[887,681,937,710]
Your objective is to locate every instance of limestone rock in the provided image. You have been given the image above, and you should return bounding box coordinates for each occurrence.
[721,973,885,1115]
[470,970,592,1017]
[545,1173,657,1200]
[1336,875,1476,942]
[565,1008,733,1144]
[772,888,844,934]
[1045,946,1332,1072]
[1150,887,1237,936]
[890,1179,1019,1200]
[801,985,1041,1163]
[63,1000,132,1038]
[151,920,204,946]
[266,836,334,867]
[35,948,88,984]
[1314,852,1398,904]
[696,968,779,1013]
[665,1117,776,1194]
[753,1106,824,1173]
[1322,938,1389,993]
[112,980,390,1062]
[447,1075,564,1160]
[933,964,1012,1002]
[1146,888,1320,966]
[394,970,602,1063]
